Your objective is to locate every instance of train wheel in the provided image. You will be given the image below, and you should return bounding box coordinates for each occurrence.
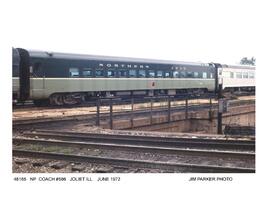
[63,94,80,105]
[49,94,64,106]
[50,93,84,106]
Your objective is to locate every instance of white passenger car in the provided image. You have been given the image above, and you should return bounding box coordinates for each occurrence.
[219,64,255,91]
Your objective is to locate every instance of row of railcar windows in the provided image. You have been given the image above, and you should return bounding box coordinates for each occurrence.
[69,68,214,79]
[231,72,255,79]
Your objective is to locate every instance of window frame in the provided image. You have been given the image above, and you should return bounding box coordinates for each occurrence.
[156,70,163,78]
[128,69,137,78]
[179,71,186,78]
[69,67,80,77]
[148,70,156,78]
[173,70,179,78]
[193,72,199,78]
[107,69,117,78]
[249,72,255,79]
[164,71,171,78]
[202,72,207,79]
[236,72,243,79]
[186,71,193,78]
[243,72,249,79]
[118,69,128,78]
[82,68,93,77]
[95,68,105,78]
[138,69,146,78]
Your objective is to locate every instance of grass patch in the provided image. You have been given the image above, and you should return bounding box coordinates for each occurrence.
[16,144,74,154]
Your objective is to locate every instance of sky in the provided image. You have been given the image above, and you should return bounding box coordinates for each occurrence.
[1,0,261,65]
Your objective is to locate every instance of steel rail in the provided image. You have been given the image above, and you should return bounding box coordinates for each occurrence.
[33,129,255,144]
[13,149,255,173]
[13,138,255,160]
[23,132,255,151]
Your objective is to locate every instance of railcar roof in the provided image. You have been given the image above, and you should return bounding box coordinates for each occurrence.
[221,64,255,70]
[28,50,211,67]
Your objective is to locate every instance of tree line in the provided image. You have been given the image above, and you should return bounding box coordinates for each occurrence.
[240,57,256,66]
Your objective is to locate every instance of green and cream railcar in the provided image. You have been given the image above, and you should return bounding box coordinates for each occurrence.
[13,48,217,105]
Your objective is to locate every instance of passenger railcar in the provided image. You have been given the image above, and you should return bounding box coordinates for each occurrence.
[13,48,218,105]
[218,64,255,92]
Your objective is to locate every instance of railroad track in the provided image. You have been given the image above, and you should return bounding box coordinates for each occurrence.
[13,98,255,126]
[13,103,213,126]
[13,149,255,173]
[22,130,255,151]
[13,137,255,160]
[13,130,255,172]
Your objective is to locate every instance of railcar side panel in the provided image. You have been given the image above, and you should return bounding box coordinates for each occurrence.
[30,78,215,99]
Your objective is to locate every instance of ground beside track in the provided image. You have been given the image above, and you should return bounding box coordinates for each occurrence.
[13,96,255,121]
[12,127,255,173]
[12,95,255,173]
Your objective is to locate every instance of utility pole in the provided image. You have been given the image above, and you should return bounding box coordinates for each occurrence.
[109,98,113,129]
[130,97,134,128]
[185,98,188,119]
[217,78,223,134]
[168,96,171,122]
[96,98,100,126]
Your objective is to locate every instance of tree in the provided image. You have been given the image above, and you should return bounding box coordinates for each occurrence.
[240,57,256,66]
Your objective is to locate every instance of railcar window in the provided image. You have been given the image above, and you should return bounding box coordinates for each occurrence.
[33,62,42,77]
[249,72,255,79]
[193,72,199,78]
[31,62,43,77]
[180,71,186,78]
[119,69,128,77]
[157,70,163,78]
[187,72,193,78]
[202,72,207,79]
[173,71,179,78]
[230,72,234,78]
[69,68,79,77]
[129,69,136,77]
[223,72,230,78]
[138,69,146,78]
[148,70,155,78]
[95,69,105,77]
[164,71,171,78]
[12,65,19,77]
[236,72,242,78]
[243,72,248,78]
[210,73,213,79]
[82,69,92,77]
[107,69,116,77]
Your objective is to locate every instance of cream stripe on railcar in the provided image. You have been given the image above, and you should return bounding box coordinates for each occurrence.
[12,77,20,97]
[29,78,215,99]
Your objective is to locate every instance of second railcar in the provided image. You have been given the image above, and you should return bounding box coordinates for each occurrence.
[219,64,255,92]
